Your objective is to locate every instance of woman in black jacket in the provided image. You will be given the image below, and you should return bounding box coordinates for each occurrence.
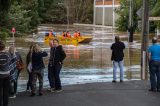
[31,44,48,96]
[48,39,66,92]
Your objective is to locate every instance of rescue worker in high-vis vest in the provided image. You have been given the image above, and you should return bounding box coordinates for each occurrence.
[66,31,71,38]
[73,31,78,39]
[77,31,81,38]
[49,31,55,39]
[62,31,66,39]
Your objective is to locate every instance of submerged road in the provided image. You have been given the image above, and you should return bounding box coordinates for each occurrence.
[9,80,160,106]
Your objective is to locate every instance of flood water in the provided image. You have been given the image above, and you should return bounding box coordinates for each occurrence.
[12,25,144,92]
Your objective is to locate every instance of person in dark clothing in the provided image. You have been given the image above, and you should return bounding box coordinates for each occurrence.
[111,36,125,83]
[48,39,66,92]
[0,41,10,106]
[148,37,160,92]
[26,44,34,91]
[31,44,48,96]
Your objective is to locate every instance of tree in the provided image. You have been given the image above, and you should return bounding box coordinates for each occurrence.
[115,0,142,32]
[22,0,40,28]
[7,1,31,34]
[66,0,93,24]
[0,0,11,26]
[42,0,67,23]
[150,0,160,29]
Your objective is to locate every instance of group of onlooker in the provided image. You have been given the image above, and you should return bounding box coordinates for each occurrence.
[0,39,66,106]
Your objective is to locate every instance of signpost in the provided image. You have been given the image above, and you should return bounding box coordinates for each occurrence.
[12,27,16,46]
[149,17,160,21]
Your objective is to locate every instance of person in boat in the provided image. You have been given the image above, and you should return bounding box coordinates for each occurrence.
[48,31,55,39]
[73,31,78,39]
[66,31,71,38]
[74,31,81,39]
[77,31,81,38]
[62,31,67,39]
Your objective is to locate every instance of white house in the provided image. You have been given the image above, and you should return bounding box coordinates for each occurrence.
[93,0,120,26]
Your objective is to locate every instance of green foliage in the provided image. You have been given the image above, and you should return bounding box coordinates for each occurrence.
[42,0,67,23]
[115,0,142,32]
[0,29,9,41]
[0,0,11,26]
[116,0,160,32]
[150,0,160,29]
[7,1,31,34]
[0,0,93,36]
[22,0,40,28]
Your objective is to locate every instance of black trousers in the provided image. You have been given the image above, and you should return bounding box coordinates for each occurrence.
[0,76,10,106]
[48,63,62,90]
[27,72,32,91]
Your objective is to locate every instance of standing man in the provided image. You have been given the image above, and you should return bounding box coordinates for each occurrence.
[111,36,125,83]
[48,39,66,92]
[148,37,160,92]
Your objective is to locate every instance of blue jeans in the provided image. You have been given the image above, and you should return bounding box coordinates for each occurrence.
[113,61,124,81]
[149,60,160,90]
[48,62,62,90]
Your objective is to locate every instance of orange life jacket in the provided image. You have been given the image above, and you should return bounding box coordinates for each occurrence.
[67,33,71,38]
[49,32,53,38]
[74,33,78,38]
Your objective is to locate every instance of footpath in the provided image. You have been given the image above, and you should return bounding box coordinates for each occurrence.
[9,80,160,106]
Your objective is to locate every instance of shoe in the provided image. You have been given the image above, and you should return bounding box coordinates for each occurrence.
[50,88,55,92]
[112,80,116,83]
[149,89,156,92]
[48,88,55,92]
[56,89,63,93]
[30,93,36,97]
[120,80,124,83]
[47,88,51,91]
[39,93,43,96]
[9,95,16,99]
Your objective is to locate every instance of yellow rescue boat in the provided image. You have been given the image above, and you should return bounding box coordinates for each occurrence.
[44,35,92,45]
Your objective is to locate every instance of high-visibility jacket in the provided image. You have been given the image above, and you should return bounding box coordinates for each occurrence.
[62,33,66,39]
[49,32,54,38]
[67,33,71,38]
[73,33,78,38]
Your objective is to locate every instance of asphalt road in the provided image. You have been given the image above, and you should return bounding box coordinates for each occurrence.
[9,80,160,106]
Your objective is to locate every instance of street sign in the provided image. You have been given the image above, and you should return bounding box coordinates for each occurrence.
[136,7,142,19]
[149,17,160,21]
[12,27,16,33]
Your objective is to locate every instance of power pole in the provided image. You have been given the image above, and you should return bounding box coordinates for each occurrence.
[129,0,133,42]
[141,0,149,80]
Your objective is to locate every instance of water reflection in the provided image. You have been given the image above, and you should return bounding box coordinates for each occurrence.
[13,25,142,92]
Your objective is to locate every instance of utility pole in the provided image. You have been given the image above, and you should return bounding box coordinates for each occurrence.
[66,5,69,30]
[112,0,115,40]
[141,0,149,80]
[129,0,133,42]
